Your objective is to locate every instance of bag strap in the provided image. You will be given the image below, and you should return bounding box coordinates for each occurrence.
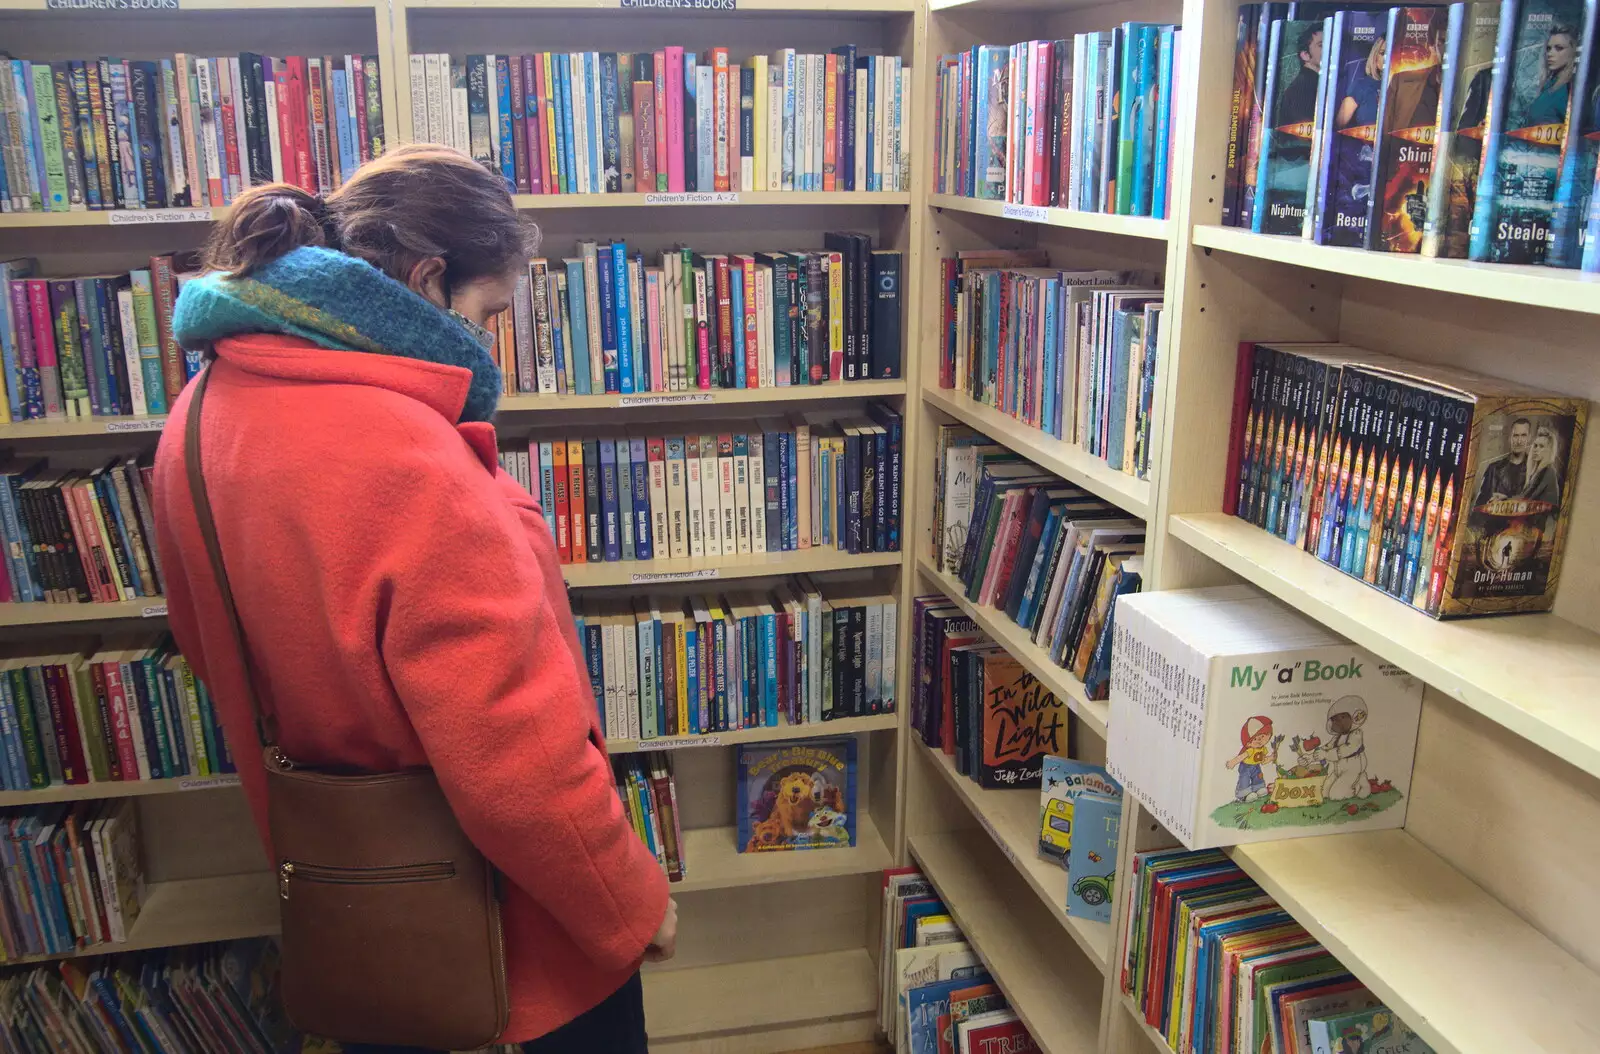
[184,367,280,750]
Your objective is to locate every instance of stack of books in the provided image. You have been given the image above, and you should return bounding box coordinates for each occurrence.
[909,605,1070,790]
[1122,848,1437,1054]
[614,752,685,883]
[0,636,231,791]
[1037,756,1123,923]
[0,457,163,609]
[0,938,301,1050]
[1107,586,1424,849]
[0,256,201,424]
[489,238,902,397]
[930,427,1146,697]
[934,25,1185,218]
[0,799,143,960]
[502,409,903,565]
[937,253,1162,479]
[0,53,385,213]
[409,50,911,195]
[1223,341,1588,617]
[1225,0,1600,271]
[574,580,897,742]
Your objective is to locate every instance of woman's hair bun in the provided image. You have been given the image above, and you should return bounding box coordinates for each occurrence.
[203,183,333,278]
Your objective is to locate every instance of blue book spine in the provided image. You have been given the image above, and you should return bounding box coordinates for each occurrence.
[612,241,634,394]
[712,618,727,732]
[730,267,746,387]
[1134,27,1160,215]
[22,64,48,206]
[1040,281,1058,436]
[694,65,713,193]
[834,46,858,190]
[1550,0,1600,265]
[583,53,600,194]
[1250,21,1286,233]
[864,57,878,191]
[557,58,577,194]
[583,620,605,725]
[683,621,699,735]
[762,431,781,552]
[1467,5,1524,259]
[9,62,39,211]
[332,68,357,182]
[0,677,22,790]
[596,245,618,392]
[0,270,21,423]
[565,260,592,394]
[786,431,799,551]
[496,56,516,190]
[616,439,634,560]
[630,437,652,559]
[91,280,121,413]
[1586,168,1600,269]
[776,431,792,551]
[96,471,144,595]
[1107,312,1131,467]
[761,611,778,726]
[1151,27,1176,219]
[600,440,621,562]
[537,445,557,539]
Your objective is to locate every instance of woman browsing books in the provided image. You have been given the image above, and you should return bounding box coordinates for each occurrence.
[150,144,675,1054]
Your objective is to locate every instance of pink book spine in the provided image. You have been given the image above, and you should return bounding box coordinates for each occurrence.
[25,282,61,419]
[646,271,664,392]
[741,256,758,389]
[978,492,1022,605]
[664,46,685,193]
[695,296,711,391]
[652,51,668,191]
[1028,44,1047,205]
[523,56,544,195]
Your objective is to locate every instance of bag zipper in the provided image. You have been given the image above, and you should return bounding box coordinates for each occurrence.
[278,860,456,900]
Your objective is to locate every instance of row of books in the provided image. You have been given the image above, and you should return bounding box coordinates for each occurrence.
[1222,341,1587,618]
[736,739,857,853]
[0,637,231,794]
[1037,757,1123,923]
[1228,0,1600,271]
[573,580,898,742]
[1107,584,1423,851]
[934,25,1185,217]
[937,253,1163,480]
[0,256,200,423]
[486,238,902,398]
[1121,848,1436,1054]
[0,939,298,1052]
[613,752,686,882]
[930,427,1147,693]
[500,410,903,566]
[410,49,911,195]
[0,800,142,961]
[0,54,385,213]
[0,458,163,608]
[881,871,1039,1054]
[909,606,1070,789]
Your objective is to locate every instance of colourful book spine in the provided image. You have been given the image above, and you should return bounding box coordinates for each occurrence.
[1549,0,1600,265]
[497,56,517,190]
[612,241,634,393]
[665,46,686,192]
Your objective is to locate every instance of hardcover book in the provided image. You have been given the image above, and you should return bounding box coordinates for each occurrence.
[1037,756,1121,862]
[736,737,856,852]
[1253,19,1325,234]
[1314,11,1385,245]
[1366,8,1449,251]
[1422,2,1502,257]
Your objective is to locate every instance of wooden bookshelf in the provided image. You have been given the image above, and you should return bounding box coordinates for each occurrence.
[0,774,240,809]
[922,386,1152,520]
[606,712,897,754]
[916,743,1112,971]
[1170,513,1600,781]
[563,548,901,589]
[401,0,915,11]
[512,191,911,210]
[0,415,168,440]
[0,600,167,627]
[499,379,906,413]
[673,813,893,894]
[915,559,1109,739]
[1228,831,1600,1054]
[0,210,223,229]
[644,949,877,1044]
[1120,992,1174,1052]
[930,194,1171,240]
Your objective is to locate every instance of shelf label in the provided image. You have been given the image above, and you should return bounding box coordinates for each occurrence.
[631,568,719,584]
[642,735,724,751]
[141,603,168,618]
[107,207,208,223]
[105,417,167,432]
[617,392,714,407]
[621,0,736,9]
[1001,203,1049,222]
[643,192,740,205]
[177,774,241,791]
[46,0,179,9]
[977,814,1019,866]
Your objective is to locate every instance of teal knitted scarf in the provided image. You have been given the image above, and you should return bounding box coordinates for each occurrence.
[172,246,503,423]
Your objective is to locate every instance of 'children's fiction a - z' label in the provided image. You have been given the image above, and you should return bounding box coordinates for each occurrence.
[142,604,169,618]
[1001,202,1050,222]
[178,775,242,791]
[643,192,740,205]
[617,392,714,407]
[631,568,719,583]
[105,417,167,432]
[640,735,724,750]
[108,208,211,224]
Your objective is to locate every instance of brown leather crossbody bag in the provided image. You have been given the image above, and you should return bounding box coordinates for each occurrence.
[184,367,509,1049]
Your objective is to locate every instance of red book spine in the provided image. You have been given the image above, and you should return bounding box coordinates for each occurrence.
[566,443,586,565]
[57,481,100,602]
[741,256,758,389]
[97,663,139,780]
[25,282,61,418]
[939,259,956,389]
[273,74,298,188]
[43,666,87,785]
[823,52,837,192]
[713,258,733,387]
[352,56,371,164]
[634,81,656,193]
[552,446,570,563]
[67,483,114,603]
[220,89,242,198]
[1222,342,1255,517]
[510,56,529,194]
[287,57,314,193]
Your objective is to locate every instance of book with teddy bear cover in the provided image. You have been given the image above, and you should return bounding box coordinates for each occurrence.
[737,738,857,853]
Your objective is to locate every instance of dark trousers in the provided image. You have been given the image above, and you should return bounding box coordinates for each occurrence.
[343,972,647,1054]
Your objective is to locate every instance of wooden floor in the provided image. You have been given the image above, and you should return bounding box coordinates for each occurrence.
[790,1045,892,1054]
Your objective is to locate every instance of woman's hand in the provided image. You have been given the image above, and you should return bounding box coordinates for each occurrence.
[644,897,678,963]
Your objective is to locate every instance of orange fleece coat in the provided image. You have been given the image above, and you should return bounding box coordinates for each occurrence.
[152,333,670,1043]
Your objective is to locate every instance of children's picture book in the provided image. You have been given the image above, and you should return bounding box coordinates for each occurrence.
[1422,2,1503,258]
[956,1010,1038,1054]
[1038,756,1121,862]
[892,943,983,1051]
[907,972,995,1054]
[1469,0,1587,263]
[1065,791,1121,922]
[736,737,856,852]
[1109,587,1426,849]
[1254,19,1325,234]
[1366,7,1449,252]
[1308,1007,1438,1054]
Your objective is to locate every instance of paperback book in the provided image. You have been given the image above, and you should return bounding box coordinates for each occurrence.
[737,737,856,852]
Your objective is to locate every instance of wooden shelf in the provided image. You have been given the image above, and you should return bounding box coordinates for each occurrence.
[672,813,892,894]
[406,0,913,11]
[0,599,167,627]
[0,774,240,808]
[0,415,168,439]
[1228,830,1600,1054]
[916,741,1112,971]
[499,379,905,412]
[1121,992,1175,1052]
[908,830,1103,1054]
[915,559,1109,740]
[513,191,910,209]
[1191,225,1600,317]
[0,211,220,229]
[644,948,876,1040]
[2,871,277,967]
[0,0,378,10]
[922,386,1151,519]
[1170,513,1600,781]
[564,548,901,589]
[607,711,898,754]
[930,194,1170,240]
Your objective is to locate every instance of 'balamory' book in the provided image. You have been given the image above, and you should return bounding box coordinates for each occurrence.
[1037,756,1121,862]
